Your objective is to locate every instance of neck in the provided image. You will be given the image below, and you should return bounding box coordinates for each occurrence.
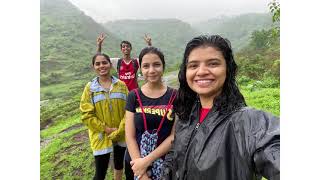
[123,55,131,61]
[145,81,164,90]
[199,96,214,109]
[99,75,111,83]
[199,89,222,108]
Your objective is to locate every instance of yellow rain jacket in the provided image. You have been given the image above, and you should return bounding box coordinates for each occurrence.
[80,76,128,156]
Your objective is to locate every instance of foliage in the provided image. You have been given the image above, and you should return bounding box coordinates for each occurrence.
[268,0,280,37]
[235,26,279,81]
[193,13,273,51]
[40,0,280,178]
[241,86,280,116]
[269,0,280,23]
[40,0,121,88]
[104,19,198,69]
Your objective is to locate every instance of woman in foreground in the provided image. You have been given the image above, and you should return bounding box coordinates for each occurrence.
[161,35,280,180]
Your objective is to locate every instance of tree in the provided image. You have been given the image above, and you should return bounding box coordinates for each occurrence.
[268,0,280,37]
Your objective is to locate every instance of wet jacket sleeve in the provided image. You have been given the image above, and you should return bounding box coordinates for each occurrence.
[243,110,280,180]
[108,86,129,141]
[161,145,175,180]
[80,83,106,132]
[108,114,125,141]
[161,115,182,180]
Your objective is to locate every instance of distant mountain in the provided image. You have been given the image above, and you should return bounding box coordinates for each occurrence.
[192,13,273,51]
[40,0,121,85]
[103,19,201,67]
[41,1,274,86]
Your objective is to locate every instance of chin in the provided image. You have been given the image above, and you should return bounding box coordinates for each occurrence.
[148,79,161,83]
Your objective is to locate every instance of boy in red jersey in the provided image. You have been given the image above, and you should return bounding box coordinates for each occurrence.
[96,34,152,91]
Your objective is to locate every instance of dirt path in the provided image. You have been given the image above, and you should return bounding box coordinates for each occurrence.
[163,70,179,88]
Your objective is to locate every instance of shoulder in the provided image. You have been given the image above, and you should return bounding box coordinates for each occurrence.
[233,107,278,120]
[167,86,177,93]
[110,58,121,65]
[132,58,139,65]
[230,107,279,131]
[112,77,128,89]
[116,78,126,87]
[127,88,140,101]
[82,82,92,92]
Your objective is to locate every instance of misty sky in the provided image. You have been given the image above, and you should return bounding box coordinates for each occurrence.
[69,0,270,23]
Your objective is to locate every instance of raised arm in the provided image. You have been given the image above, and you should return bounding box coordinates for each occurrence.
[144,34,152,46]
[96,33,106,53]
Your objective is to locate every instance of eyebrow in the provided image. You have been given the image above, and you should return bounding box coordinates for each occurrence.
[188,58,221,63]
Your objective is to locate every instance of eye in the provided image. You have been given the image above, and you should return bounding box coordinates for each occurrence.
[101,61,108,65]
[142,64,149,69]
[154,63,161,67]
[186,63,198,69]
[208,61,220,67]
[95,62,100,66]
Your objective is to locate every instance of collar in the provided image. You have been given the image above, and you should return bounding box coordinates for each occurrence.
[89,76,119,92]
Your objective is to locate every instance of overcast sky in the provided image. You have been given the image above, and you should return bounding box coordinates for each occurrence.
[69,0,271,23]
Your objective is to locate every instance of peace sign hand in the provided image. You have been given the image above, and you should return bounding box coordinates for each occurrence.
[97,33,106,46]
[144,34,152,46]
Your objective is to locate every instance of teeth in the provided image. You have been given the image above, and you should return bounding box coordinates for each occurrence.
[196,80,212,83]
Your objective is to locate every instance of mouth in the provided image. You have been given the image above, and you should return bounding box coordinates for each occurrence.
[99,69,108,73]
[148,76,158,78]
[194,79,214,87]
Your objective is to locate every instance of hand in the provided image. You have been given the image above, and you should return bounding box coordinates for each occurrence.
[144,34,152,46]
[105,127,117,135]
[97,33,106,46]
[108,128,120,141]
[130,157,151,177]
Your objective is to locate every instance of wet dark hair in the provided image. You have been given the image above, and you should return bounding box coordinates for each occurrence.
[120,41,132,49]
[92,53,111,65]
[138,46,165,70]
[174,35,246,121]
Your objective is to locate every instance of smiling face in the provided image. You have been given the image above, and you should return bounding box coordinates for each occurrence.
[140,53,164,83]
[186,46,227,100]
[121,43,132,56]
[93,55,111,77]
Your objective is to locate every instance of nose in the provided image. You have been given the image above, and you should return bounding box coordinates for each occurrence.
[196,63,209,76]
[148,65,156,73]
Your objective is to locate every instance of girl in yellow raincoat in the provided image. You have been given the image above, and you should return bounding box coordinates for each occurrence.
[80,53,128,180]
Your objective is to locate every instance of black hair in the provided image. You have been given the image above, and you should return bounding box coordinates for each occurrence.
[120,41,132,49]
[138,46,165,70]
[92,53,111,65]
[174,35,246,121]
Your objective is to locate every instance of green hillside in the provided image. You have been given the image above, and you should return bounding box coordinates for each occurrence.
[40,0,280,178]
[104,19,200,70]
[40,0,121,87]
[192,13,273,51]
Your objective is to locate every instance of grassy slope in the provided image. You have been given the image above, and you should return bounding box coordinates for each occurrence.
[40,1,279,178]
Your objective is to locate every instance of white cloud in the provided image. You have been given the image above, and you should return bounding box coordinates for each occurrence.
[69,0,270,23]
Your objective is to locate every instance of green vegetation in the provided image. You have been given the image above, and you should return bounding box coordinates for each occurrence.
[40,0,279,178]
[104,19,199,70]
[192,13,273,51]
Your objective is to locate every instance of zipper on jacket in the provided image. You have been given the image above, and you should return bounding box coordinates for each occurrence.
[194,122,200,130]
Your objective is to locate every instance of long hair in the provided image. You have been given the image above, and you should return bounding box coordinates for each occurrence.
[174,35,246,121]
